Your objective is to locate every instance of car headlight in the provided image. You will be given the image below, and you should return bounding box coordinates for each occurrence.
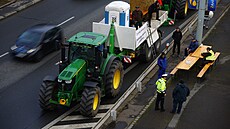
[11,45,17,50]
[65,80,72,84]
[58,79,62,82]
[27,48,36,54]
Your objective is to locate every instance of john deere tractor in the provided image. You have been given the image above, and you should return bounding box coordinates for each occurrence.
[38,23,124,117]
[162,0,192,19]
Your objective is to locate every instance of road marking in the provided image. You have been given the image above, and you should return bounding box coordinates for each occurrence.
[57,16,75,27]
[124,62,139,74]
[50,122,97,129]
[167,83,205,128]
[61,113,106,121]
[220,55,230,64]
[0,52,9,58]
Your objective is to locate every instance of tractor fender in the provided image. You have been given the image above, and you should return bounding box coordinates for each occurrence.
[83,81,99,88]
[104,55,120,76]
[43,75,56,82]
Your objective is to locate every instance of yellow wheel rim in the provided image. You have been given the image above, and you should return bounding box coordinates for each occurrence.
[93,93,99,110]
[185,0,188,15]
[113,69,121,90]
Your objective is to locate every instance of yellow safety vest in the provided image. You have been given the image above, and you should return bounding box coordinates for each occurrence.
[206,50,215,61]
[156,78,166,93]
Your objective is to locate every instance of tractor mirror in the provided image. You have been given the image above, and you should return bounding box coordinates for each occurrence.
[103,48,108,58]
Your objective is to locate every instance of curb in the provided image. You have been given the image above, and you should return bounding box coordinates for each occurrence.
[0,0,16,9]
[0,0,42,21]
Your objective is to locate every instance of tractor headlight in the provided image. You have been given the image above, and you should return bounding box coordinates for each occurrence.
[58,79,62,82]
[27,48,36,54]
[65,80,72,84]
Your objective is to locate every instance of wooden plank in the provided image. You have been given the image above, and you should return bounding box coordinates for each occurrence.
[176,56,199,70]
[191,45,212,58]
[197,64,211,78]
[197,52,220,78]
[170,68,178,75]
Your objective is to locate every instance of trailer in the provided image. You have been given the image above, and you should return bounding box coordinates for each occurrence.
[93,1,168,62]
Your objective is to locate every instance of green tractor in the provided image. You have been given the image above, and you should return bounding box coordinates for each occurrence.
[39,23,124,117]
[161,0,197,25]
[161,0,191,19]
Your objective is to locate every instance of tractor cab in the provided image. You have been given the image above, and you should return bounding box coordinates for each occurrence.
[67,32,107,78]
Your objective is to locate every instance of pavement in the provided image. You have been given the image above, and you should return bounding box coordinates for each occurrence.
[1,0,230,129]
[0,0,42,20]
[106,0,230,129]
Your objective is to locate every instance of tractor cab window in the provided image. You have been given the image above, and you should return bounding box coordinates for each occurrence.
[69,43,95,62]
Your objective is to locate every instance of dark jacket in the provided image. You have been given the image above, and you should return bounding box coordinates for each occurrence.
[173,83,190,102]
[172,30,182,43]
[148,2,159,13]
[188,40,199,52]
[157,56,167,70]
[132,10,143,22]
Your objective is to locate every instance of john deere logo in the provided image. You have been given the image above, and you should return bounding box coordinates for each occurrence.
[190,0,197,6]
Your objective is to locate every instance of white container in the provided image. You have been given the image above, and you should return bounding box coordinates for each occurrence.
[105,1,130,27]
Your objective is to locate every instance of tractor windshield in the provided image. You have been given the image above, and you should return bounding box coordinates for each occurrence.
[69,43,95,62]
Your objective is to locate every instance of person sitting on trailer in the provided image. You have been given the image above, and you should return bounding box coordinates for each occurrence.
[132,6,143,30]
[148,0,161,27]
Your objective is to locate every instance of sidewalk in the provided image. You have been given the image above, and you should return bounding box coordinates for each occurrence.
[0,0,42,20]
[106,0,230,129]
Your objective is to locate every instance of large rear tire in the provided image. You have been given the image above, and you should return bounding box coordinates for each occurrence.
[155,30,162,53]
[140,43,153,63]
[39,80,56,110]
[105,60,124,97]
[174,0,188,19]
[80,87,101,117]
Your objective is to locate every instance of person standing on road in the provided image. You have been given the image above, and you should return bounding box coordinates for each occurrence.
[171,80,190,114]
[132,6,143,30]
[172,27,183,56]
[157,52,167,79]
[155,74,167,112]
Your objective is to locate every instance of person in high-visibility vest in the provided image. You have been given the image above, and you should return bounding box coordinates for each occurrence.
[201,47,215,66]
[155,73,167,112]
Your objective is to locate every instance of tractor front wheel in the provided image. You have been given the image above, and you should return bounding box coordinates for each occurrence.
[39,80,56,110]
[80,87,101,117]
[105,60,124,97]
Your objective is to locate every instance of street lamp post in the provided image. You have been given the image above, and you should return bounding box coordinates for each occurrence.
[196,0,206,45]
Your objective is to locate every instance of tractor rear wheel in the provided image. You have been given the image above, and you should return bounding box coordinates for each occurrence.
[39,80,56,110]
[174,0,188,19]
[80,87,101,117]
[155,30,162,53]
[105,60,124,97]
[140,43,153,63]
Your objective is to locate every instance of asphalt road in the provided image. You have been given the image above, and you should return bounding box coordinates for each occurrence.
[0,0,195,129]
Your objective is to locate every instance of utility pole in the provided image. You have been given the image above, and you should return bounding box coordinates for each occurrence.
[196,0,206,45]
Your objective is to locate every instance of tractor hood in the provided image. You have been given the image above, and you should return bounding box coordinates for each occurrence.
[58,59,86,81]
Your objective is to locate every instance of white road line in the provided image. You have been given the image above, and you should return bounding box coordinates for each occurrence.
[124,62,139,74]
[98,104,113,109]
[0,52,9,58]
[50,122,97,129]
[57,16,75,27]
[167,83,205,128]
[62,113,106,121]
